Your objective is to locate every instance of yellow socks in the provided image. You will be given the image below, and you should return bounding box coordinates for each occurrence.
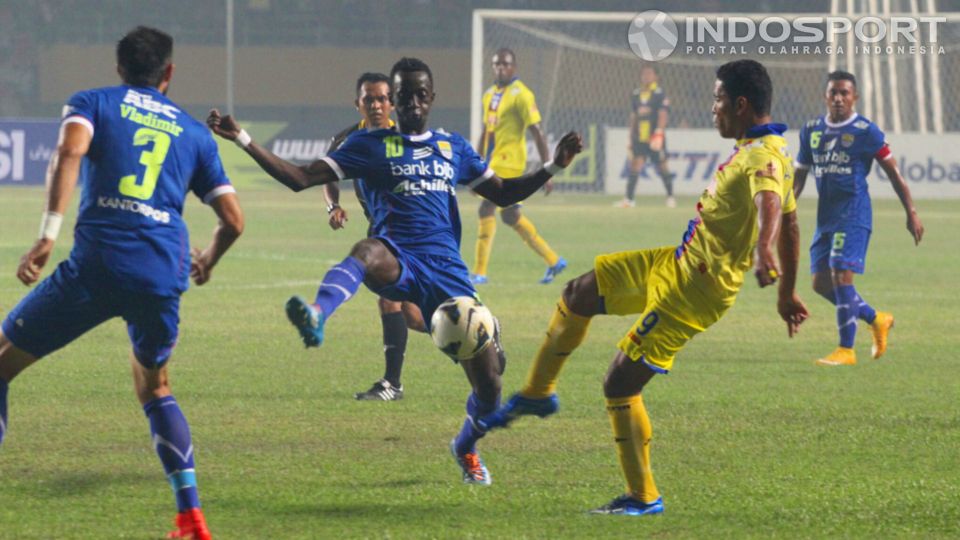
[521,298,591,399]
[473,216,497,276]
[606,394,660,503]
[512,216,560,266]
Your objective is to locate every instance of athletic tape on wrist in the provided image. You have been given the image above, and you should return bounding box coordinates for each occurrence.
[39,211,63,241]
[234,129,252,149]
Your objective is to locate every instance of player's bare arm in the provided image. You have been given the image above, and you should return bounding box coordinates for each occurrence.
[206,109,338,191]
[472,131,582,206]
[876,156,924,245]
[16,122,91,286]
[527,123,554,194]
[775,210,809,337]
[323,182,348,230]
[753,190,783,289]
[191,192,244,286]
[650,108,668,152]
[792,167,809,198]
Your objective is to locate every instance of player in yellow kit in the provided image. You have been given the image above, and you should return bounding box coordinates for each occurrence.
[478,60,810,515]
[471,48,567,285]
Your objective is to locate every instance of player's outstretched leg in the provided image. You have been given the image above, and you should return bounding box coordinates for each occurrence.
[0,377,8,447]
[451,345,502,486]
[479,274,596,430]
[659,166,676,208]
[817,283,864,366]
[287,255,365,348]
[869,311,894,360]
[471,200,497,285]
[592,354,662,516]
[144,396,211,540]
[451,391,498,485]
[355,301,408,401]
[501,206,566,284]
[0,336,40,448]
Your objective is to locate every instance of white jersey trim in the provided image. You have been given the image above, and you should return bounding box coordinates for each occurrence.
[203,185,237,204]
[321,156,346,181]
[823,112,860,128]
[467,168,495,189]
[63,115,94,137]
[407,131,433,142]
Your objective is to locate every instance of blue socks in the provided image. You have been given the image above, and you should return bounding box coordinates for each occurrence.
[835,285,861,348]
[144,396,200,511]
[314,256,365,318]
[454,392,500,455]
[0,378,8,447]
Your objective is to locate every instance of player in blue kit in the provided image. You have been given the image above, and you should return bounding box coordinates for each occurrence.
[794,71,924,366]
[0,27,243,540]
[208,57,581,485]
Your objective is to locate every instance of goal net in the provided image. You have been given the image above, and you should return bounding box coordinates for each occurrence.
[472,8,960,196]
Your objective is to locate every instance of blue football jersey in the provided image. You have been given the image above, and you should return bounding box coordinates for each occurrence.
[322,129,493,256]
[796,113,885,231]
[62,85,234,296]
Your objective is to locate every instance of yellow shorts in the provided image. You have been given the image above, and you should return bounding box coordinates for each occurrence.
[595,246,733,373]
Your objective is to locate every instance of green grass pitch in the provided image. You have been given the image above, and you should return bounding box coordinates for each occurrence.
[1,186,958,539]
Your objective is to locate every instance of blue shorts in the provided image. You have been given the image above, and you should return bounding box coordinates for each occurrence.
[810,226,871,274]
[369,237,476,330]
[1,259,180,368]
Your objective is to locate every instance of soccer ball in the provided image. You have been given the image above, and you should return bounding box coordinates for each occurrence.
[430,296,496,361]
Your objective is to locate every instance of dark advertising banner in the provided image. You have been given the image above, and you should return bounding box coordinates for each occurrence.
[0,119,59,186]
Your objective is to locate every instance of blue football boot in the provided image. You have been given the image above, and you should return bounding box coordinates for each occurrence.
[285,295,325,347]
[590,495,664,516]
[476,392,559,431]
[539,257,568,284]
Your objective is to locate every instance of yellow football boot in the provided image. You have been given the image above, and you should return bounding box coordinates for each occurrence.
[816,347,857,366]
[869,312,894,359]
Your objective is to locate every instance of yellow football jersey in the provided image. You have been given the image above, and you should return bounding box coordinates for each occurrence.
[676,128,797,297]
[480,79,542,177]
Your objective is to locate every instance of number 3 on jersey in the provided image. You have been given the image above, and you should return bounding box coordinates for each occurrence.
[119,127,170,200]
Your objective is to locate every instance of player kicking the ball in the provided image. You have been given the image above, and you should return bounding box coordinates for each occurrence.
[478,60,808,515]
[208,57,582,486]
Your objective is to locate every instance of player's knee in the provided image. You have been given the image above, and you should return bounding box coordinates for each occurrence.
[348,238,384,266]
[378,297,402,314]
[562,273,600,317]
[500,206,520,226]
[401,302,427,333]
[478,199,496,218]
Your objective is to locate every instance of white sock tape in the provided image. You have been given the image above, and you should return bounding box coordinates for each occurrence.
[544,161,564,176]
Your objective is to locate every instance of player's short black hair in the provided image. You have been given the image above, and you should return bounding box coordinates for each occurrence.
[116,26,173,88]
[494,48,516,62]
[716,59,773,116]
[356,72,390,97]
[827,70,857,89]
[390,57,433,87]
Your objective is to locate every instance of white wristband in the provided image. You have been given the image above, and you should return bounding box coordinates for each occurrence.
[39,211,63,241]
[544,161,564,176]
[234,129,252,149]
